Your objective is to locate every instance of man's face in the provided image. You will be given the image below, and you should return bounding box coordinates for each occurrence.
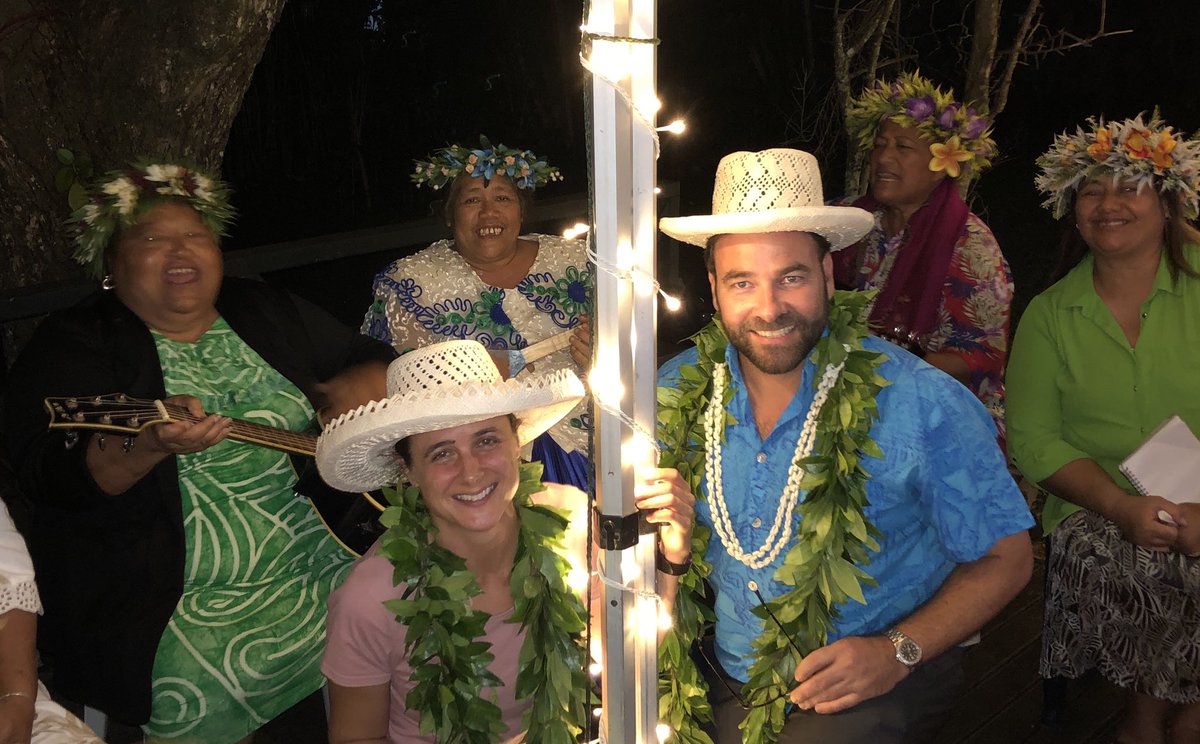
[708,231,834,376]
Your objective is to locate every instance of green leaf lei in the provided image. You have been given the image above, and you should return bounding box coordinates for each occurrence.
[655,290,889,744]
[378,461,587,743]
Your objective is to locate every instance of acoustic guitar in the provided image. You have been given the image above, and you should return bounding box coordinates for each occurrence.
[43,394,385,556]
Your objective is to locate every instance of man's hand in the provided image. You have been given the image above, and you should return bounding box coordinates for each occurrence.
[633,466,694,564]
[789,635,909,714]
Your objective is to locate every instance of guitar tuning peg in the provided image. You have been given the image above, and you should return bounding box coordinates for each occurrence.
[128,416,140,427]
[123,436,135,453]
[100,414,112,425]
[97,434,106,451]
[65,398,78,411]
[64,431,79,449]
[116,393,128,402]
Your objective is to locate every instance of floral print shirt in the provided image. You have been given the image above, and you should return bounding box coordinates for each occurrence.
[844,207,1013,437]
[362,234,592,453]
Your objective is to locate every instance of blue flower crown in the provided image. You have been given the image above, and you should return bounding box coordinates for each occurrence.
[411,136,562,192]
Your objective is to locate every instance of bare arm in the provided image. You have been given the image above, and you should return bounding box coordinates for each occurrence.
[0,610,38,744]
[791,530,1033,713]
[327,681,390,744]
[1041,458,1184,551]
[921,351,970,385]
[313,360,390,424]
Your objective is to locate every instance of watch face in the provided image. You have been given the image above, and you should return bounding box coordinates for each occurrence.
[897,638,922,665]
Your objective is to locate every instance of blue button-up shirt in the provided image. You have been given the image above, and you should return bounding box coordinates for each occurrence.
[658,335,1033,682]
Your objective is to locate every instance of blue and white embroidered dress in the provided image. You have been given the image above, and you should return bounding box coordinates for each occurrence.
[363,234,592,484]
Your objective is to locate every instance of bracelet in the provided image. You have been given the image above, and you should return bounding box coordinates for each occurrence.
[0,691,33,704]
[656,549,692,576]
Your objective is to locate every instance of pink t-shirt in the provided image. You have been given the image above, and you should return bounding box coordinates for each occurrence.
[322,549,529,742]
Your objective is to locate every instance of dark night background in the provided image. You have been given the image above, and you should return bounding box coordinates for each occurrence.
[216,0,1200,353]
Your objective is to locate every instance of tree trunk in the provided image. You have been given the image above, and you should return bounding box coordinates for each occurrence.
[0,0,288,291]
[964,0,1001,110]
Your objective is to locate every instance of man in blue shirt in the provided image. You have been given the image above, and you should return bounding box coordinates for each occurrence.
[658,148,1034,742]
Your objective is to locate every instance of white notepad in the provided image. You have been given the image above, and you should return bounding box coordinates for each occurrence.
[1119,415,1200,505]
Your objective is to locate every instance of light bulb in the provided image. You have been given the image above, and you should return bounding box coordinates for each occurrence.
[661,293,682,312]
[656,723,673,742]
[656,119,686,135]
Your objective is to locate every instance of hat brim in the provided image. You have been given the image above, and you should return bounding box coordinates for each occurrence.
[659,206,873,251]
[315,368,585,492]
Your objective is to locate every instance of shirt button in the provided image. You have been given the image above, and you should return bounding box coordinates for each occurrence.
[756,452,767,464]
[751,518,762,528]
[1133,385,1139,392]
[1141,311,1148,319]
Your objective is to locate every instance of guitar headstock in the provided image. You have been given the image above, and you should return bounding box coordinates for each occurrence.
[44,394,171,435]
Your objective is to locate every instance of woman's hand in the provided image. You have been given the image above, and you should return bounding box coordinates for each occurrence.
[138,395,232,456]
[1173,503,1200,556]
[0,693,34,744]
[633,467,695,564]
[1110,493,1184,552]
[86,395,231,495]
[569,316,591,370]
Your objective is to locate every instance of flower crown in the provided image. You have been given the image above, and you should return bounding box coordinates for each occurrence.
[411,135,562,192]
[1035,111,1200,220]
[847,71,996,180]
[69,161,235,279]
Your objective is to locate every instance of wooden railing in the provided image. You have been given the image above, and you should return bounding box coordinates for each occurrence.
[0,184,686,367]
[0,184,680,323]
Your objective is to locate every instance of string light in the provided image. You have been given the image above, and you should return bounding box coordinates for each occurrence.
[655,119,686,135]
[586,245,682,314]
[563,222,591,240]
[567,567,590,593]
[656,724,673,743]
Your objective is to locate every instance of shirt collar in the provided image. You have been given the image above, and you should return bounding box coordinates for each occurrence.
[723,332,826,435]
[1060,250,1180,310]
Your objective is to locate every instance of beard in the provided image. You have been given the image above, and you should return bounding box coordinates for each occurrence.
[724,304,828,376]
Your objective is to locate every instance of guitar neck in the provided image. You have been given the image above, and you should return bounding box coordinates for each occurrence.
[162,404,318,457]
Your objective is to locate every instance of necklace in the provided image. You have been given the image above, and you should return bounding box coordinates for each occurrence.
[656,291,888,744]
[703,357,845,569]
[379,461,586,743]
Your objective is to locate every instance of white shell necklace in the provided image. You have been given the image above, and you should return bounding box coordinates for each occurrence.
[704,357,845,569]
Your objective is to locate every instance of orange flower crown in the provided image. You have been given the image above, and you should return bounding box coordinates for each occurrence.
[1035,112,1200,220]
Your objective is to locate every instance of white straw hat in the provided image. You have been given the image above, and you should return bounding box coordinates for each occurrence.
[316,340,585,492]
[659,148,872,250]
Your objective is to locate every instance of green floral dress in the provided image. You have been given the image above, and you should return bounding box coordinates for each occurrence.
[144,318,353,743]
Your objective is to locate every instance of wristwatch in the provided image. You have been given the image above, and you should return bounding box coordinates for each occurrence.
[885,629,922,668]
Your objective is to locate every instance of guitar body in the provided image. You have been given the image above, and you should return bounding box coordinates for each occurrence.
[44,394,385,557]
[291,457,386,557]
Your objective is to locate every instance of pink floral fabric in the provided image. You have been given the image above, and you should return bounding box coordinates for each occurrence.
[837,204,1013,438]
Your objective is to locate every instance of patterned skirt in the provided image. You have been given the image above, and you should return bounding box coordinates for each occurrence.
[1041,509,1200,703]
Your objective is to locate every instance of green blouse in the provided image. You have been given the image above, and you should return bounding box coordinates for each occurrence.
[1007,245,1200,534]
